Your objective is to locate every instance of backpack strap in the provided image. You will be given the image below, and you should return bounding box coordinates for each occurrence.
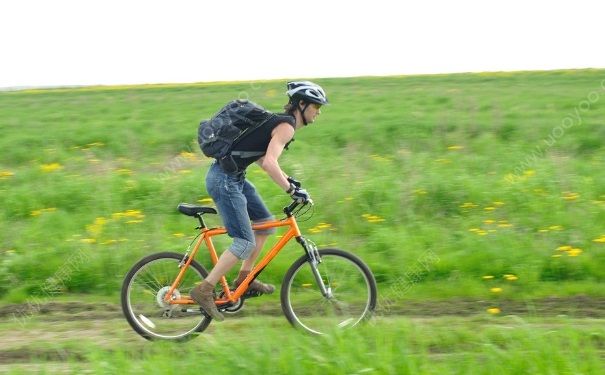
[230,150,266,158]
[231,113,276,151]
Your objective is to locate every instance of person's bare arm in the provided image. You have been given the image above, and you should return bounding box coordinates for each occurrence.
[257,123,295,191]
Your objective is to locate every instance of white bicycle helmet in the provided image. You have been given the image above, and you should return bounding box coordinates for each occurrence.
[286,81,329,105]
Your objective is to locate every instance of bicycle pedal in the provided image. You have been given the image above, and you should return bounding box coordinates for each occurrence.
[243,290,263,298]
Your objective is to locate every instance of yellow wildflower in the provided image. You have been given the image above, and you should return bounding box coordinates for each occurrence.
[86,142,105,148]
[172,233,185,238]
[308,222,334,234]
[498,221,513,228]
[124,210,144,218]
[482,275,494,280]
[80,238,96,244]
[370,154,392,162]
[490,287,503,293]
[40,163,63,173]
[30,208,57,217]
[179,151,197,161]
[567,248,582,257]
[557,245,572,251]
[362,214,385,223]
[86,217,107,236]
[112,209,145,221]
[592,235,605,243]
[505,275,518,281]
[562,192,580,201]
[0,171,14,179]
[523,170,535,177]
[487,307,501,315]
[447,145,464,151]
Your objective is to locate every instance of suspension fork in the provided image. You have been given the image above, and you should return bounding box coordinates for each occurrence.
[296,236,333,299]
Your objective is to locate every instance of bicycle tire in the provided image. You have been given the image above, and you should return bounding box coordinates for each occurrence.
[280,248,377,335]
[121,251,211,341]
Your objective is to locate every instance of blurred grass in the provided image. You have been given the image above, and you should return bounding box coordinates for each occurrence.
[3,316,604,374]
[1,69,605,302]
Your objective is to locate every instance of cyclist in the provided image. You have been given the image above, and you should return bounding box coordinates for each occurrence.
[191,81,329,320]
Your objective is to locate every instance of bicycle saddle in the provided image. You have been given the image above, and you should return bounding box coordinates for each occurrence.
[177,203,217,217]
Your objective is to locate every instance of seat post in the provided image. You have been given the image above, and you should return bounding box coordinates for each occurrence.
[196,214,207,229]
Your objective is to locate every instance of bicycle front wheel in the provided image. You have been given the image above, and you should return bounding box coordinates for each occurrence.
[121,252,211,341]
[281,248,377,334]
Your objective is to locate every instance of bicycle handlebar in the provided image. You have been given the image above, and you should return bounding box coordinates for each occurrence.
[283,200,313,216]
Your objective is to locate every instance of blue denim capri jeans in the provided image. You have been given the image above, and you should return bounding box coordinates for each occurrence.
[205,162,276,259]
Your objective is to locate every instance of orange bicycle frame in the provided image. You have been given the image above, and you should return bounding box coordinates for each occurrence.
[164,214,303,306]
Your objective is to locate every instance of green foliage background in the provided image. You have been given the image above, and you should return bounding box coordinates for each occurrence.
[1,69,605,302]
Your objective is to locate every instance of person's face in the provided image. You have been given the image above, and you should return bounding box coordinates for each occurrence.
[302,101,322,124]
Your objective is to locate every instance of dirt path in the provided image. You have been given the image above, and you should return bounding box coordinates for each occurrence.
[0,296,603,368]
[1,295,604,321]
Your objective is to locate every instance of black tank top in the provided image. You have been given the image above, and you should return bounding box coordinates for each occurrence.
[232,113,296,170]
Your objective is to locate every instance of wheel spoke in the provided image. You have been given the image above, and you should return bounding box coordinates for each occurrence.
[281,249,377,335]
[122,253,210,341]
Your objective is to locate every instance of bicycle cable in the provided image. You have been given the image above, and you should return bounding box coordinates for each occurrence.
[294,203,315,223]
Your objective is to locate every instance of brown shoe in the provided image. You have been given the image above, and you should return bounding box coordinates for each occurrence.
[233,271,275,295]
[190,280,224,321]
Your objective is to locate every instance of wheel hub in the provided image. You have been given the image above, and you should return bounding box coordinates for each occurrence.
[156,286,181,308]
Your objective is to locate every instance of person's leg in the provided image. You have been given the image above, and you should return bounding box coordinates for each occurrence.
[205,250,240,285]
[232,180,277,294]
[191,165,256,320]
[241,179,276,272]
[240,232,269,272]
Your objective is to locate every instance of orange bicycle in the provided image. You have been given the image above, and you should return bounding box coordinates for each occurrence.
[121,201,377,341]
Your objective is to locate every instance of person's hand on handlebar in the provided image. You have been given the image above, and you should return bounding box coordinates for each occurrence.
[286,183,312,204]
[287,176,301,188]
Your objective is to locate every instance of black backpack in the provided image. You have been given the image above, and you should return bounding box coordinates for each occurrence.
[198,99,274,167]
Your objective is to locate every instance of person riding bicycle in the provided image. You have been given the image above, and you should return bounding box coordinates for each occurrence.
[191,81,328,321]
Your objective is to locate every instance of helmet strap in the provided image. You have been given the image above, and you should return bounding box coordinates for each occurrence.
[297,102,310,126]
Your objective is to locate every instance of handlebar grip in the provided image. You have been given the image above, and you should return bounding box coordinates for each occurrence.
[284,201,300,215]
[283,200,314,216]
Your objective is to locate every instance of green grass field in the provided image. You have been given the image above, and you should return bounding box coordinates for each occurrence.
[1,314,603,374]
[1,69,605,372]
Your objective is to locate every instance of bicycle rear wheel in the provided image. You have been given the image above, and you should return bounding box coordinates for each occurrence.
[281,248,377,334]
[121,252,211,341]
